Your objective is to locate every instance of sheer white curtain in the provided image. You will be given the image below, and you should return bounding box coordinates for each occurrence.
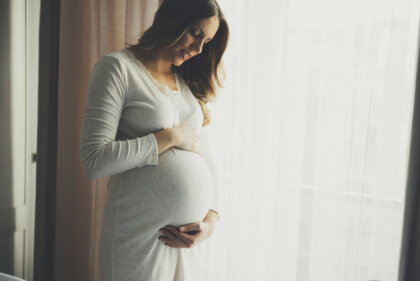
[203,0,420,280]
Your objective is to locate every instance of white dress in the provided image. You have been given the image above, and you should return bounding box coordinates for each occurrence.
[80,48,221,281]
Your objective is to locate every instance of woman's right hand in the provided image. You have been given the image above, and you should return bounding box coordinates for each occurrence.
[153,127,202,156]
[171,126,202,156]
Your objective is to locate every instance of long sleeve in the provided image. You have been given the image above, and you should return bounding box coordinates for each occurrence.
[198,125,221,213]
[80,56,158,180]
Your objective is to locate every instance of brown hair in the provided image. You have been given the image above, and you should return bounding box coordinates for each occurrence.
[134,0,229,126]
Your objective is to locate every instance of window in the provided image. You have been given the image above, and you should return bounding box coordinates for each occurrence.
[204,0,420,280]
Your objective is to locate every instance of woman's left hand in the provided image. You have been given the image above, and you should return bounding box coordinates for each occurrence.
[158,220,215,248]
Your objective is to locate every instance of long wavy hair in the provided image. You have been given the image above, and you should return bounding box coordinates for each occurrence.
[132,0,229,126]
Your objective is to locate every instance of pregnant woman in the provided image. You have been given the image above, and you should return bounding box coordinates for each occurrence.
[79,0,229,280]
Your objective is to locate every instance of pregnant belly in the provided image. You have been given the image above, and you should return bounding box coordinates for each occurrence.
[111,148,213,227]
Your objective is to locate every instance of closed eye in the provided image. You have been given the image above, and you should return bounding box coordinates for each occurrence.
[189,26,202,38]
[189,25,213,45]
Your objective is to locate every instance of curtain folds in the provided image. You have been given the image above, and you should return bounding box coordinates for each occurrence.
[203,0,420,280]
[53,1,159,281]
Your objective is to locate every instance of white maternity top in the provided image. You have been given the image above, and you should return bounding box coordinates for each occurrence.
[80,48,221,281]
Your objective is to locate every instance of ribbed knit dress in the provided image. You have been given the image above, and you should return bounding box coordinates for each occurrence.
[80,48,220,281]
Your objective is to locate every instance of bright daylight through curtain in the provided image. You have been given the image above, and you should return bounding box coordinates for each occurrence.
[202,0,420,280]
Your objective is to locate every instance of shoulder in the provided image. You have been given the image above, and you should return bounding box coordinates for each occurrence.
[87,50,132,94]
[92,49,133,75]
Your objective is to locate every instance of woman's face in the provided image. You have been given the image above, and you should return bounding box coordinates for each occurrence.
[168,15,220,67]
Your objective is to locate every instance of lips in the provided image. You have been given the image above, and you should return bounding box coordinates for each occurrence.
[181,49,192,60]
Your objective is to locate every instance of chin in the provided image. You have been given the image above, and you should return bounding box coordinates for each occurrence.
[173,61,184,67]
[173,58,185,67]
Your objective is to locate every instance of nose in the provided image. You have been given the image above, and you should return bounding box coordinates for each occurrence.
[192,38,205,54]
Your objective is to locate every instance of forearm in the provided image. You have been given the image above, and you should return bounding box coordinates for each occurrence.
[80,133,159,179]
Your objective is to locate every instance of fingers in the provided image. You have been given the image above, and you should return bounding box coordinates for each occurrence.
[161,241,184,248]
[158,225,195,248]
[159,227,188,247]
[192,143,203,157]
[179,222,202,233]
[192,147,203,157]
[158,235,185,248]
[167,225,195,245]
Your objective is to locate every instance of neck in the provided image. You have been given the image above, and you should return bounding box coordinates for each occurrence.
[135,46,173,75]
